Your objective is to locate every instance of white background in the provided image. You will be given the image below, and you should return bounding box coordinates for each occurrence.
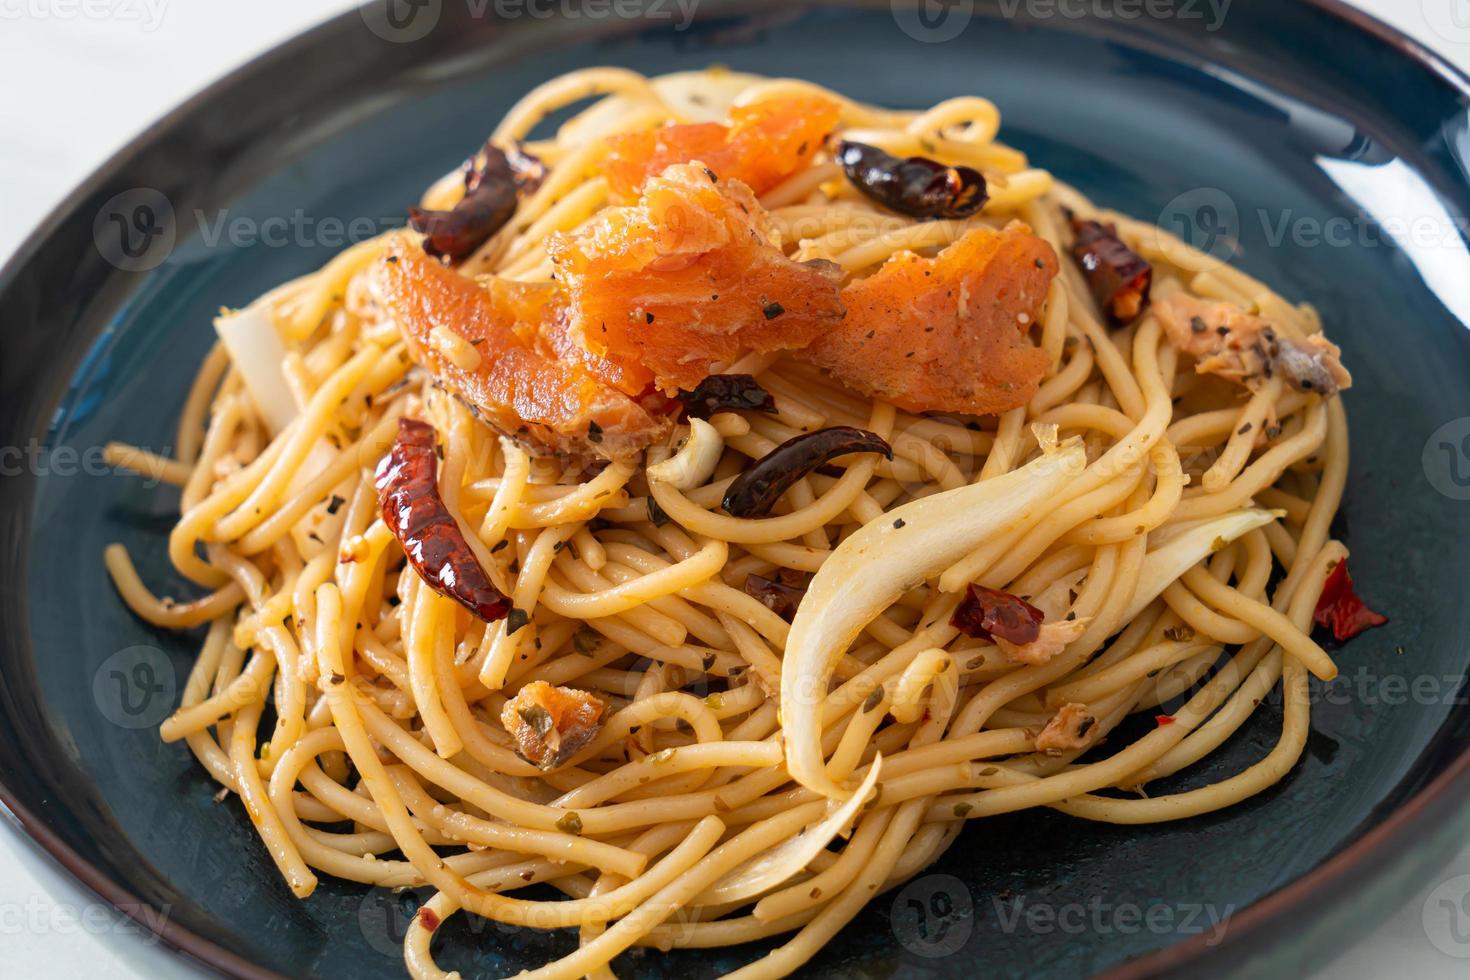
[2,0,1469,976]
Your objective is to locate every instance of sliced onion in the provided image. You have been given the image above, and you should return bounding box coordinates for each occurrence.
[214,300,296,433]
[1121,508,1282,623]
[646,418,723,491]
[782,441,1087,798]
[692,754,882,906]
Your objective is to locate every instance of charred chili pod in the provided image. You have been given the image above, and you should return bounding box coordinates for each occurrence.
[408,141,547,262]
[836,140,988,220]
[375,418,512,622]
[950,583,1044,646]
[743,569,809,621]
[722,426,893,518]
[1070,217,1152,325]
[675,374,778,419]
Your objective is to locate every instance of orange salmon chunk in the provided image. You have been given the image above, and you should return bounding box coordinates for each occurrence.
[548,163,847,394]
[802,224,1058,416]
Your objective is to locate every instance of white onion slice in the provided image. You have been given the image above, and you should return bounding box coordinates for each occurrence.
[214,300,296,434]
[782,441,1087,798]
[647,418,723,491]
[1121,508,1282,623]
[692,754,882,906]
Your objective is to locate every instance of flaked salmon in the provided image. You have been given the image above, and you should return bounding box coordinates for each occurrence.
[602,94,840,202]
[500,680,605,771]
[548,163,848,394]
[1153,293,1352,397]
[802,223,1058,416]
[373,238,671,459]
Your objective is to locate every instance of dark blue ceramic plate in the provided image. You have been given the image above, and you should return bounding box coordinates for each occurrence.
[3,1,1470,977]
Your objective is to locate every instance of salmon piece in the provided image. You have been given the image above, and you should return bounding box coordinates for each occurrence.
[803,224,1057,416]
[1154,293,1351,396]
[997,617,1091,666]
[548,163,848,393]
[1035,702,1097,755]
[372,239,671,459]
[478,275,656,397]
[500,680,605,770]
[602,94,841,202]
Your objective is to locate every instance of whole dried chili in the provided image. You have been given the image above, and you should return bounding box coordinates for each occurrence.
[722,426,893,518]
[836,141,988,220]
[950,584,1045,646]
[375,418,512,622]
[675,374,778,419]
[1313,559,1387,642]
[408,141,546,262]
[1070,216,1152,325]
[743,568,809,620]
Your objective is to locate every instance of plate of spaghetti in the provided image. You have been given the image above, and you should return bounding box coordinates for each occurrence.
[5,3,1470,979]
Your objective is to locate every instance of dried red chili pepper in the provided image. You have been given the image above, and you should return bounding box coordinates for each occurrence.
[950,584,1044,646]
[722,426,893,518]
[1070,217,1152,325]
[836,141,988,220]
[1313,559,1387,642]
[375,418,512,622]
[743,568,809,621]
[675,374,778,419]
[408,141,546,262]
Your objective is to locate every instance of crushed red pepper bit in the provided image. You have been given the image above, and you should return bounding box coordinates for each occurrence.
[1070,216,1152,325]
[743,568,809,620]
[950,583,1045,646]
[500,680,605,771]
[1313,559,1387,642]
[1155,715,1176,727]
[408,141,545,262]
[375,418,512,622]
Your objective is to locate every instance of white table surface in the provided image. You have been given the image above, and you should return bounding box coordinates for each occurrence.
[3,1,1469,976]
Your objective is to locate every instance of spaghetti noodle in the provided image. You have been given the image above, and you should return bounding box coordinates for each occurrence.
[105,68,1371,978]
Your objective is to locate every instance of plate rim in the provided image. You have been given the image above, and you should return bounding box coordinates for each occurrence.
[1,2,1467,977]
